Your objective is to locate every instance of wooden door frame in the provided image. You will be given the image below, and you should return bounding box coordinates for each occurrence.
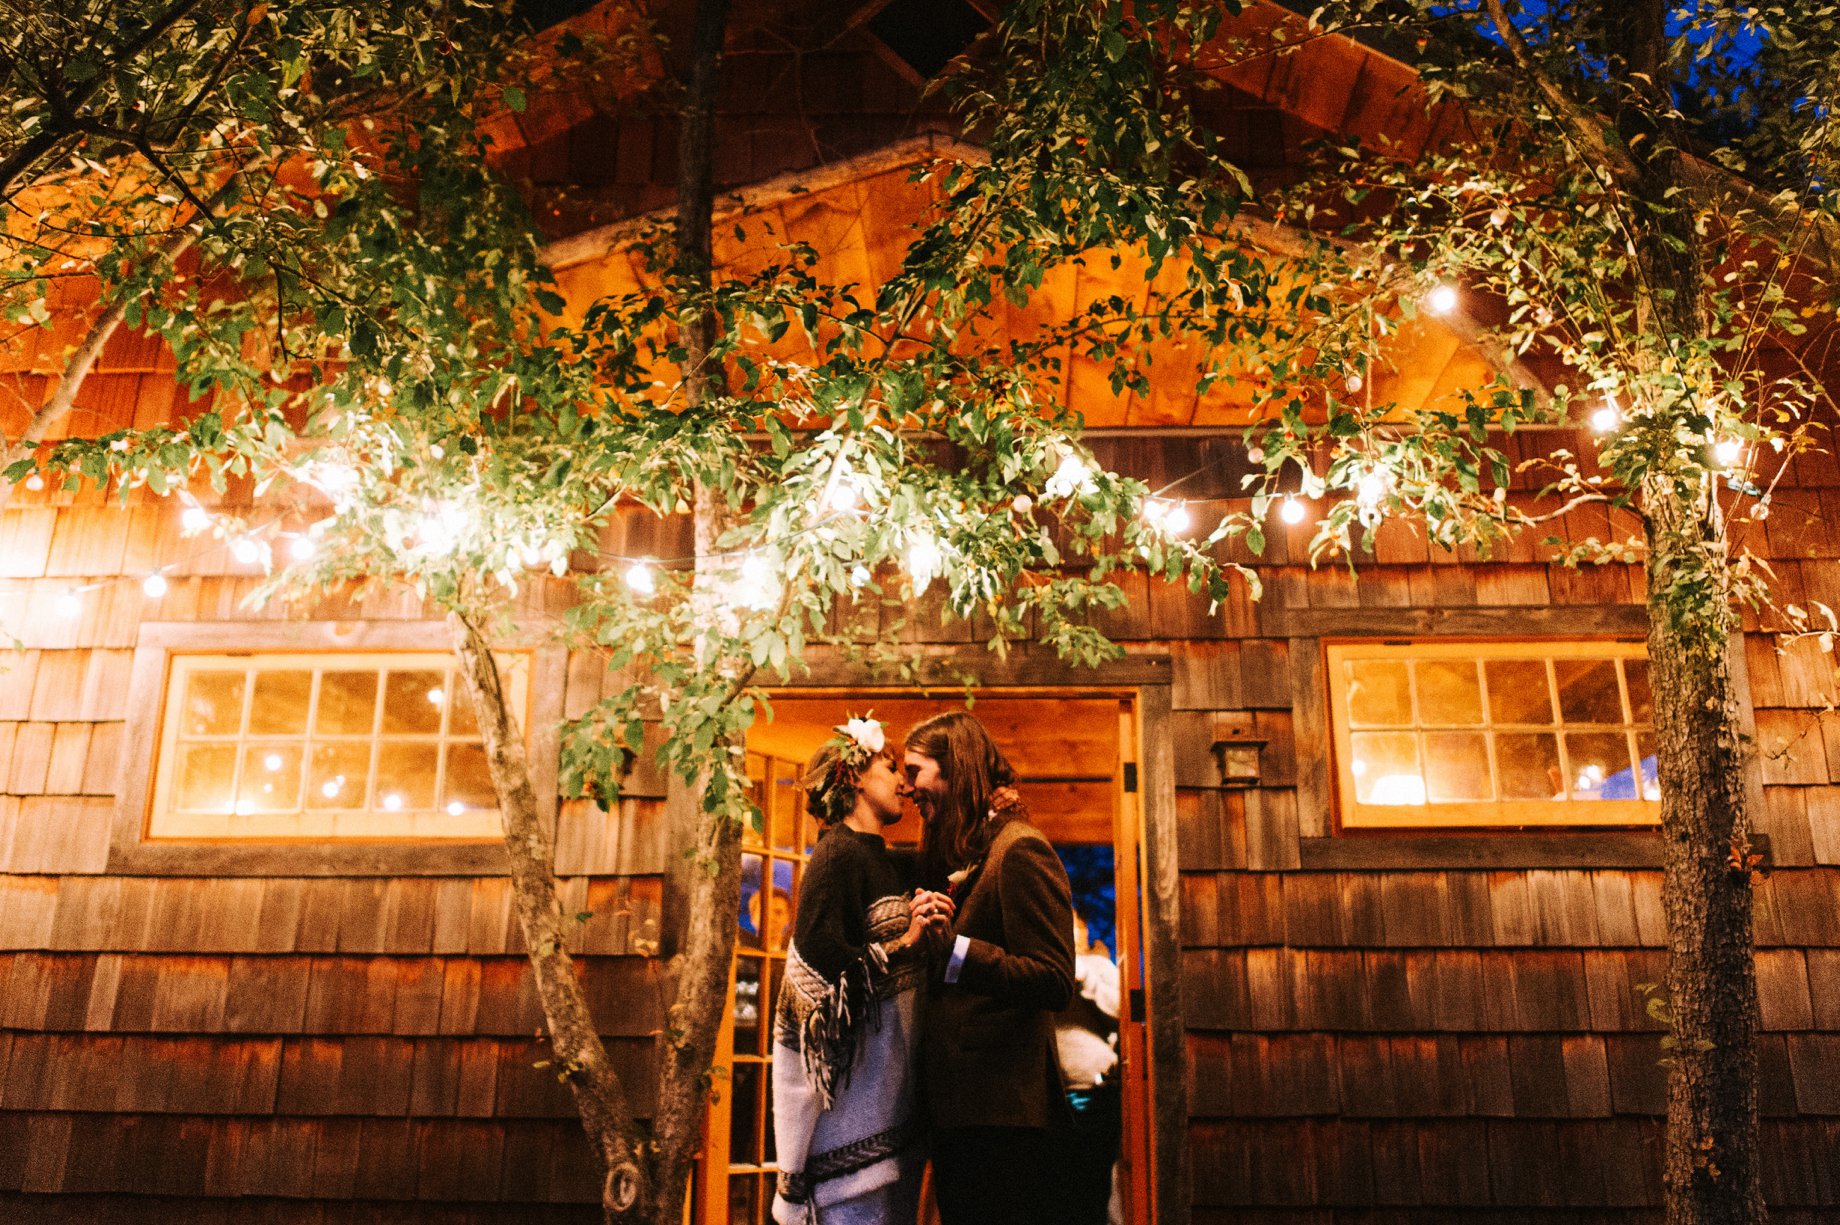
[668,649,1190,1225]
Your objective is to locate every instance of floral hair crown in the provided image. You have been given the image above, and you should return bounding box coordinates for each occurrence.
[803,715,886,826]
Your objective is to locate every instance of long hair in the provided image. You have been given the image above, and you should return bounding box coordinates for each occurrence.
[905,710,1017,877]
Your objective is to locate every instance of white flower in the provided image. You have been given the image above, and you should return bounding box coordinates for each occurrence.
[838,717,885,754]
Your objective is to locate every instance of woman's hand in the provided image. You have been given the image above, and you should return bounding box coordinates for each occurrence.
[903,889,956,955]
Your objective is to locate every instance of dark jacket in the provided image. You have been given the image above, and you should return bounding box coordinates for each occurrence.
[922,818,1077,1130]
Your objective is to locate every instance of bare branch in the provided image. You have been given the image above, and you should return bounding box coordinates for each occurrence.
[1479,0,1640,181]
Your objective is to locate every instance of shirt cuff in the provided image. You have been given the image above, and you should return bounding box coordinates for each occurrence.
[943,934,971,984]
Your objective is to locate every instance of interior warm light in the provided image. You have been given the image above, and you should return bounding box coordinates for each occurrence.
[263,753,283,772]
[427,687,445,706]
[1369,774,1427,805]
[382,793,404,812]
[321,778,343,799]
[446,801,466,816]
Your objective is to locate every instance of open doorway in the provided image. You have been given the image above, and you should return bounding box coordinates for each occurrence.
[696,690,1155,1225]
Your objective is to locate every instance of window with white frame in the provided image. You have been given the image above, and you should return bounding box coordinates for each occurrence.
[1327,640,1659,829]
[148,652,527,840]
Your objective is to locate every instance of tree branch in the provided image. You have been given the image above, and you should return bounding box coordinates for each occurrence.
[1479,0,1639,181]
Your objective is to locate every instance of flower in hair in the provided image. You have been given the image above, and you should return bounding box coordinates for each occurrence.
[838,717,885,756]
[805,714,885,826]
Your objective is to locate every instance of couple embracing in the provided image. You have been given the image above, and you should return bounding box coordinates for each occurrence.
[770,710,1082,1225]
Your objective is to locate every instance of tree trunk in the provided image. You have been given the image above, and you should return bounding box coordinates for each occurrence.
[446,612,647,1221]
[644,0,739,1220]
[1644,523,1767,1225]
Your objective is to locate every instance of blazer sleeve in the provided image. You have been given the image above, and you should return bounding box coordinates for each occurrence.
[955,833,1076,1011]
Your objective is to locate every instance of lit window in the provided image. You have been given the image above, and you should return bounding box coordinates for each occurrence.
[1327,640,1659,829]
[149,652,527,840]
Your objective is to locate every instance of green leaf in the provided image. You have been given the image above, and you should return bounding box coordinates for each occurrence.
[503,86,527,113]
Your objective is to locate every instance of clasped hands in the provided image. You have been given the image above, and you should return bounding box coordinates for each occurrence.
[897,888,956,956]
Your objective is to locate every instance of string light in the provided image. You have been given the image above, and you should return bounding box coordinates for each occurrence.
[56,590,83,617]
[181,505,211,535]
[288,534,317,561]
[1424,283,1460,315]
[625,560,657,597]
[1280,497,1308,525]
[142,573,169,599]
[734,553,778,611]
[907,532,943,595]
[1011,495,1033,515]
[24,472,45,492]
[231,538,261,566]
[1713,438,1745,467]
[413,501,467,555]
[1046,451,1096,499]
[849,563,872,587]
[824,458,860,512]
[1590,401,1620,433]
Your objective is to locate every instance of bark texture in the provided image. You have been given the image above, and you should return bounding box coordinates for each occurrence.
[1482,2,1768,1220]
[645,0,740,1221]
[1617,4,1766,1221]
[447,613,645,1221]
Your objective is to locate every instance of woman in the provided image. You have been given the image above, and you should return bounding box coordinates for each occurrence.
[771,716,934,1225]
[902,711,1076,1225]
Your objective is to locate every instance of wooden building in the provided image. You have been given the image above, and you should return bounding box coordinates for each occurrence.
[3,2,1839,1222]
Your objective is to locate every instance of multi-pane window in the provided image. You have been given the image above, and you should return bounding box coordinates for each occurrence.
[149,652,527,839]
[1327,640,1659,829]
[702,751,815,1225]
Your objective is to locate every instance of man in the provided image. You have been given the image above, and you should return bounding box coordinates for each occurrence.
[901,711,1076,1225]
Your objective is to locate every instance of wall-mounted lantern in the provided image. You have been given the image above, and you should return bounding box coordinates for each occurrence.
[1210,717,1267,788]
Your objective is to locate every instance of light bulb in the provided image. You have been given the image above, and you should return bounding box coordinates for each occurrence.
[1713,438,1745,467]
[181,505,211,534]
[1163,503,1193,535]
[263,753,283,772]
[288,534,317,561]
[382,793,403,812]
[1011,495,1034,515]
[825,458,860,512]
[625,560,657,597]
[1424,283,1459,315]
[907,533,943,595]
[321,778,343,799]
[849,563,872,587]
[1356,468,1391,509]
[143,573,169,599]
[427,687,445,706]
[23,472,44,492]
[735,554,778,611]
[231,538,261,565]
[56,590,83,618]
[1590,403,1620,433]
[1280,497,1307,525]
[1141,500,1169,527]
[446,801,466,817]
[1046,452,1096,499]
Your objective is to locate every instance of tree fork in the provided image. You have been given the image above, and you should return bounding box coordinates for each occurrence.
[446,612,645,1220]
